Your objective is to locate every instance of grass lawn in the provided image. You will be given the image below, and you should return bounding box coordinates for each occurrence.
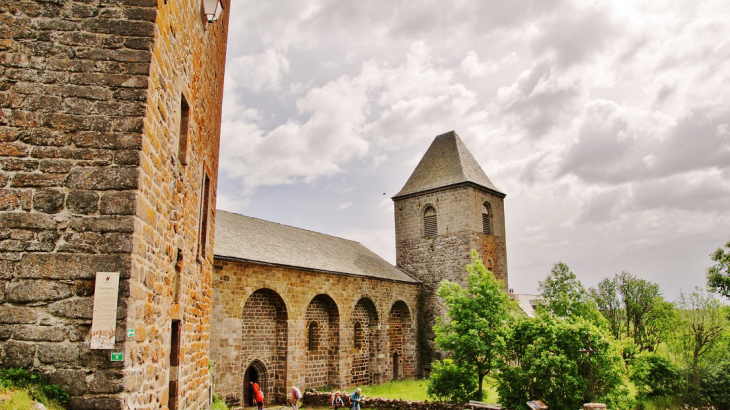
[0,386,65,410]
[356,377,499,403]
[359,379,430,401]
[479,377,499,404]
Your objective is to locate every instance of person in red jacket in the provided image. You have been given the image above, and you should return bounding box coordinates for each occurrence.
[253,382,264,410]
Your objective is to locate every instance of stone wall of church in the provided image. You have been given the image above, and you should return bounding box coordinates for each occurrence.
[123,0,228,408]
[305,295,339,389]
[393,184,507,375]
[0,1,229,409]
[210,257,419,407]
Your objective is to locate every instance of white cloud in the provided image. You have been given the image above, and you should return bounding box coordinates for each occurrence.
[215,194,250,214]
[338,228,396,265]
[219,0,730,298]
[227,49,290,92]
[220,69,371,190]
[460,51,517,79]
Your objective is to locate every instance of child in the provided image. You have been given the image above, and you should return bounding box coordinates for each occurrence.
[331,391,344,410]
[253,382,264,410]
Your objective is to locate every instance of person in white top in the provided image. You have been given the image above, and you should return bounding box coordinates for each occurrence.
[291,386,302,410]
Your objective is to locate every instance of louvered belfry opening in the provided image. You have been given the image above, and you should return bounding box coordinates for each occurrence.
[423,206,437,237]
[482,203,491,235]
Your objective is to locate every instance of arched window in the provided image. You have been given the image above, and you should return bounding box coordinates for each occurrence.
[482,203,491,235]
[308,322,318,351]
[423,206,437,237]
[353,322,364,349]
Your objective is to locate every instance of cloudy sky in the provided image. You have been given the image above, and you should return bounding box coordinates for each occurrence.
[216,0,730,299]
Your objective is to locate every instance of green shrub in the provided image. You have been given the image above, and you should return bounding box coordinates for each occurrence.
[38,383,70,404]
[630,353,680,398]
[212,393,229,410]
[700,361,730,410]
[427,359,477,403]
[0,368,38,389]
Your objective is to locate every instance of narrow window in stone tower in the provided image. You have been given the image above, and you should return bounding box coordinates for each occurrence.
[308,322,318,351]
[198,173,211,258]
[354,322,364,349]
[169,320,181,410]
[423,206,437,237]
[173,248,183,303]
[482,203,491,235]
[178,95,189,165]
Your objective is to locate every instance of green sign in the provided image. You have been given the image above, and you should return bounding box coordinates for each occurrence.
[111,352,123,362]
[127,328,135,338]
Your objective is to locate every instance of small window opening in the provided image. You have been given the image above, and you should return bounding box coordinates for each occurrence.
[169,320,181,410]
[173,248,183,303]
[178,95,189,165]
[482,203,491,235]
[423,206,437,237]
[198,173,211,258]
[354,322,364,349]
[308,322,318,351]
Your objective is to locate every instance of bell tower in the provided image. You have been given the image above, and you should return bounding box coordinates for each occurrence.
[393,131,508,375]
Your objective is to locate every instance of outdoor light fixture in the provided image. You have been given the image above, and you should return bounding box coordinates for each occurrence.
[203,0,224,23]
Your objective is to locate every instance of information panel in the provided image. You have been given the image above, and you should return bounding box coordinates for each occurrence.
[90,272,120,350]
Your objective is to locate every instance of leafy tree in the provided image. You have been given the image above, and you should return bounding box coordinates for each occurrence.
[673,289,726,368]
[629,352,681,399]
[707,240,730,301]
[669,288,728,403]
[433,250,513,401]
[427,359,477,403]
[590,277,623,340]
[497,316,630,410]
[538,262,597,320]
[589,272,671,352]
[618,272,666,351]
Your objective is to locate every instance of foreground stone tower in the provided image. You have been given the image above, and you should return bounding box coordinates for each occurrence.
[393,131,508,375]
[0,1,229,409]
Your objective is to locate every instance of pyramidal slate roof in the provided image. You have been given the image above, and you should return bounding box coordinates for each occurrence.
[214,210,419,283]
[394,130,505,199]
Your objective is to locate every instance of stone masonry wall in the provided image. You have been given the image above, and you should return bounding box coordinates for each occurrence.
[123,0,229,409]
[238,289,287,406]
[351,299,378,386]
[388,301,416,379]
[210,258,420,406]
[305,295,338,389]
[0,1,229,409]
[303,391,465,410]
[394,185,507,375]
[0,1,156,409]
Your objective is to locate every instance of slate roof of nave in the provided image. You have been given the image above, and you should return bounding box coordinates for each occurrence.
[393,130,505,198]
[214,210,420,284]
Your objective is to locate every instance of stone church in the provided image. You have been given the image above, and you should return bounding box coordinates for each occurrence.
[210,130,508,406]
[0,1,509,409]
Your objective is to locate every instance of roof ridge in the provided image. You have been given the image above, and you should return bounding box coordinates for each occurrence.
[216,209,363,246]
[452,133,470,182]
